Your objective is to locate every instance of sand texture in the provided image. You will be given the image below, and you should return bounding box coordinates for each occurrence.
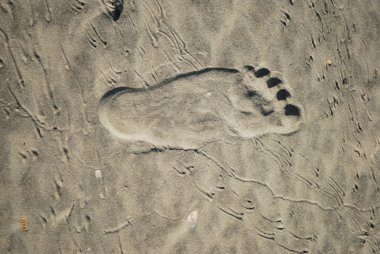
[0,0,379,253]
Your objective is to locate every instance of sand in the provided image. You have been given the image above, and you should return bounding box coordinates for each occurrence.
[0,0,379,253]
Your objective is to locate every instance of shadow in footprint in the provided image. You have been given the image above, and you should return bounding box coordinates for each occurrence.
[276,89,291,100]
[254,68,270,78]
[267,77,283,88]
[284,104,301,116]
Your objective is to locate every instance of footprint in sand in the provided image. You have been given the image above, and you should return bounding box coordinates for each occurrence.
[98,65,303,149]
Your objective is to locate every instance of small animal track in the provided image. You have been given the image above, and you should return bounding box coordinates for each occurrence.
[98,65,303,149]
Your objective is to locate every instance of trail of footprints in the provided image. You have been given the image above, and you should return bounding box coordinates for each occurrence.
[98,65,303,149]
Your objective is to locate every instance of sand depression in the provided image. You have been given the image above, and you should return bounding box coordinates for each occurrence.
[98,65,303,149]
